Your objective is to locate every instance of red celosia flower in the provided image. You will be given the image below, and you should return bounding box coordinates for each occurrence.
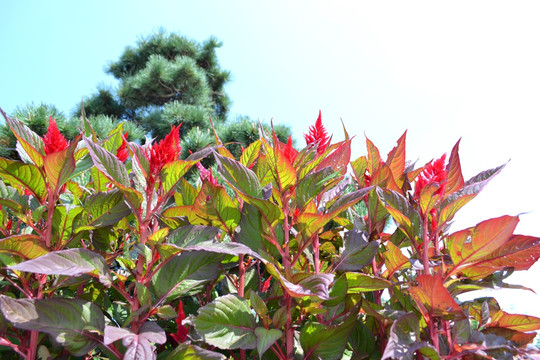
[283,135,298,164]
[147,125,182,176]
[43,116,69,155]
[196,162,217,186]
[414,154,447,199]
[171,301,189,344]
[304,110,330,155]
[116,132,129,163]
[262,275,273,292]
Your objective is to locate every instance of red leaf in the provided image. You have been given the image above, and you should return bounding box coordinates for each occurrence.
[444,139,465,196]
[383,241,411,279]
[386,131,407,188]
[487,311,540,332]
[460,235,540,280]
[447,216,519,276]
[408,274,465,320]
[365,136,381,177]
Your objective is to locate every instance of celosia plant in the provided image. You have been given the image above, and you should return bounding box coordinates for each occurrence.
[0,106,539,360]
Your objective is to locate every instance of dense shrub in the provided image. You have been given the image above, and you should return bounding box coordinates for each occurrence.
[0,108,539,359]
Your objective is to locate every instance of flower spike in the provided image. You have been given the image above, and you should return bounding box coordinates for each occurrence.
[304,110,330,155]
[147,125,182,176]
[43,116,69,155]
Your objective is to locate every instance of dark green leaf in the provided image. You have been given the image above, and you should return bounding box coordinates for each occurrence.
[255,327,282,358]
[215,152,262,198]
[166,344,227,360]
[300,313,356,360]
[84,136,130,186]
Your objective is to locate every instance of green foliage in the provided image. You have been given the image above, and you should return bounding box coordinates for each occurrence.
[0,109,539,360]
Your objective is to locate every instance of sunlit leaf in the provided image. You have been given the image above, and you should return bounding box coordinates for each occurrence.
[366,137,381,177]
[444,139,464,195]
[0,158,47,202]
[0,296,104,356]
[263,139,297,191]
[167,225,220,248]
[315,139,351,176]
[10,248,112,287]
[79,189,131,230]
[460,235,540,280]
[166,344,227,360]
[240,139,261,168]
[43,136,79,192]
[447,216,519,275]
[53,205,84,246]
[193,294,257,350]
[346,273,393,292]
[84,136,129,186]
[408,274,464,320]
[333,229,378,272]
[386,131,407,188]
[487,311,540,332]
[0,235,48,263]
[192,182,241,231]
[380,188,421,241]
[300,313,356,360]
[266,264,334,300]
[215,152,262,198]
[383,241,411,278]
[3,112,44,167]
[161,160,196,193]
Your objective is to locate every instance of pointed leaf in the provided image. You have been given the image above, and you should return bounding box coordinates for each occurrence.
[192,182,241,231]
[215,153,262,198]
[346,273,393,292]
[193,294,257,350]
[84,136,129,186]
[166,344,227,360]
[52,205,84,246]
[80,189,131,229]
[383,241,411,278]
[0,235,48,262]
[255,327,282,358]
[167,225,220,248]
[161,160,196,193]
[408,274,464,320]
[3,111,44,166]
[448,216,519,275]
[43,137,79,192]
[151,251,224,303]
[240,139,261,168]
[460,235,540,280]
[0,158,47,202]
[300,313,356,360]
[266,264,334,300]
[487,311,540,332]
[315,139,351,176]
[263,139,297,191]
[386,131,407,188]
[0,296,104,356]
[9,248,112,287]
[178,240,263,261]
[445,139,465,195]
[380,188,421,241]
[366,137,382,176]
[333,230,378,272]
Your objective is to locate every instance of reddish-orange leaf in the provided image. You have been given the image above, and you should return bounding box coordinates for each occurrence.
[383,241,410,279]
[386,131,407,188]
[445,139,465,196]
[370,163,401,192]
[483,327,537,347]
[365,136,381,177]
[315,139,351,176]
[447,215,519,276]
[350,156,368,186]
[461,235,540,280]
[487,311,540,332]
[408,274,465,320]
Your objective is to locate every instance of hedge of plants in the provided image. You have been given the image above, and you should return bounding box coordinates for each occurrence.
[0,108,539,359]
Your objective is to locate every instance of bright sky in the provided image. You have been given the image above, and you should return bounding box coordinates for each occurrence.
[1,1,539,315]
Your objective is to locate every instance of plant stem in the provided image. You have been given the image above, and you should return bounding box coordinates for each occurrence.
[313,235,320,274]
[238,254,246,360]
[422,214,430,275]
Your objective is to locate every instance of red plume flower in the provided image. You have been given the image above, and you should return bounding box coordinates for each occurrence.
[414,154,447,199]
[147,125,182,176]
[304,110,330,155]
[283,135,298,164]
[43,116,69,155]
[170,301,189,344]
[116,132,129,163]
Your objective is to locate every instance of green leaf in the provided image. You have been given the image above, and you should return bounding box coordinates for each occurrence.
[151,251,224,303]
[167,225,220,248]
[296,167,339,210]
[191,181,241,231]
[264,139,297,191]
[161,160,196,193]
[43,137,79,192]
[215,152,262,198]
[333,229,378,272]
[266,264,334,300]
[250,291,268,318]
[84,136,130,186]
[78,189,131,230]
[0,234,48,263]
[166,344,227,360]
[9,248,113,287]
[0,158,47,202]
[300,313,356,360]
[52,205,84,246]
[236,203,281,261]
[379,188,421,242]
[255,327,282,358]
[240,139,261,168]
[383,241,411,278]
[0,296,104,356]
[3,112,44,167]
[193,294,257,350]
[346,273,393,292]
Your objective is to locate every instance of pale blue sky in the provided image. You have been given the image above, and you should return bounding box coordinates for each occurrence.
[2,1,540,314]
